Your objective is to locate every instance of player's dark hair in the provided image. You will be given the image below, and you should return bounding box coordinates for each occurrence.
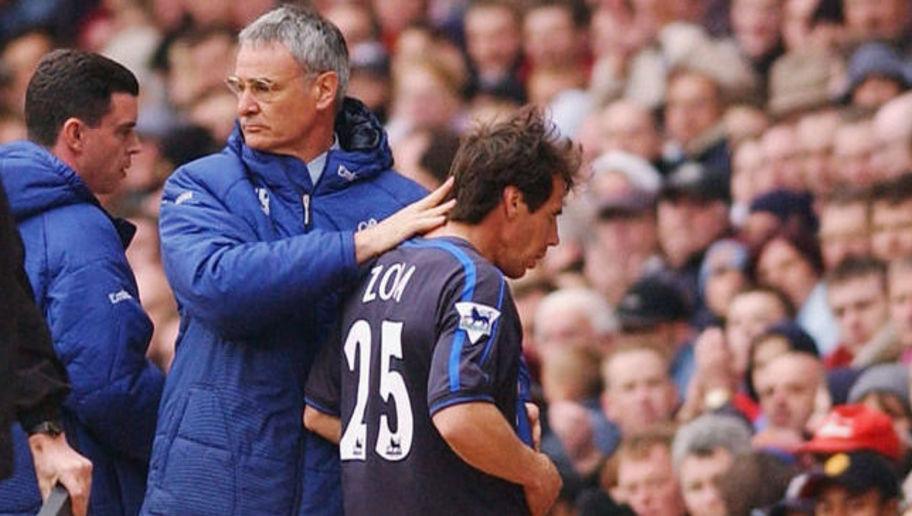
[447,106,579,223]
[25,49,138,147]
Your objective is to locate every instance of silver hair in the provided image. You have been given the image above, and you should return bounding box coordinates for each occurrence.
[534,287,618,342]
[239,4,349,108]
[671,414,753,470]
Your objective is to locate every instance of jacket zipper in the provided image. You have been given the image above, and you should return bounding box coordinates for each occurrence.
[302,194,311,227]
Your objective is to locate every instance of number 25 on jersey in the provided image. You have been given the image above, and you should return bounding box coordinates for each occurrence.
[340,319,414,462]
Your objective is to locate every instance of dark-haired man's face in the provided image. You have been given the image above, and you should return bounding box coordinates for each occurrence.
[495,176,565,279]
[755,352,821,433]
[726,292,788,374]
[819,202,870,271]
[679,448,732,516]
[602,349,676,434]
[657,197,727,268]
[79,92,140,195]
[756,238,819,306]
[465,5,521,77]
[614,443,685,516]
[827,273,888,350]
[665,73,721,148]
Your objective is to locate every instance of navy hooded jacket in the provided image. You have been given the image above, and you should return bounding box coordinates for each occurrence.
[0,141,165,515]
[141,99,425,516]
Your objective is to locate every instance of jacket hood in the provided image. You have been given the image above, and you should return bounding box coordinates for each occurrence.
[0,141,95,222]
[226,97,395,192]
[0,141,135,247]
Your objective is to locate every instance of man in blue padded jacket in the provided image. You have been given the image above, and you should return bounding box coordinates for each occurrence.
[142,5,452,516]
[0,49,164,515]
[305,107,577,516]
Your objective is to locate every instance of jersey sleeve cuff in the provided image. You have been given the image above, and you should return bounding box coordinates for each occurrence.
[304,396,339,417]
[428,394,495,417]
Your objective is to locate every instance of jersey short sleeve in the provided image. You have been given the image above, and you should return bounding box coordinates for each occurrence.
[427,263,510,416]
[304,323,343,416]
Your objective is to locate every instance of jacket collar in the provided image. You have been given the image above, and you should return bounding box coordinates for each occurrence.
[0,141,96,221]
[0,140,135,249]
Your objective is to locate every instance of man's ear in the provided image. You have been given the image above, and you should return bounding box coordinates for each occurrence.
[503,185,523,220]
[59,118,84,153]
[313,71,339,112]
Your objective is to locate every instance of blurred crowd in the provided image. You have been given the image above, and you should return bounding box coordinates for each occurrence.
[2,0,912,514]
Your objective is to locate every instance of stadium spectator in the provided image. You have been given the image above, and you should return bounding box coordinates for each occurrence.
[600,343,678,437]
[800,403,902,461]
[753,352,827,452]
[847,364,912,454]
[759,123,806,191]
[729,0,784,81]
[463,0,524,104]
[597,99,666,174]
[756,229,840,354]
[802,451,901,515]
[698,239,751,323]
[795,108,841,196]
[841,0,910,47]
[824,257,893,368]
[818,187,872,271]
[583,153,661,304]
[522,0,588,75]
[887,257,912,364]
[611,426,686,516]
[616,276,695,392]
[870,175,912,262]
[672,414,752,516]
[727,288,795,373]
[872,93,912,180]
[841,42,911,110]
[534,287,617,354]
[656,162,731,321]
[662,68,731,178]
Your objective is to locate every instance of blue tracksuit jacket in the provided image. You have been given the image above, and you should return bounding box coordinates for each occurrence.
[141,99,425,515]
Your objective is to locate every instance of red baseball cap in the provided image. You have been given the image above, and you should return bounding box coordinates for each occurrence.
[799,404,901,461]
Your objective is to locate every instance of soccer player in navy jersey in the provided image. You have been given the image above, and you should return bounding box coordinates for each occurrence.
[304,106,579,515]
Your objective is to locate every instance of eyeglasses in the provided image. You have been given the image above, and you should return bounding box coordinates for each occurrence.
[224,72,314,102]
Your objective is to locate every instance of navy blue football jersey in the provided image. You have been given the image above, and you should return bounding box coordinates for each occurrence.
[306,236,531,515]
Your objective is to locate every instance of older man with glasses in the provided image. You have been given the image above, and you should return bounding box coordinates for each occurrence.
[141,6,452,516]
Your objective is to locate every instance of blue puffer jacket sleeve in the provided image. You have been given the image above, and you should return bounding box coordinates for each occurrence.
[159,163,359,340]
[20,201,164,465]
[47,258,163,461]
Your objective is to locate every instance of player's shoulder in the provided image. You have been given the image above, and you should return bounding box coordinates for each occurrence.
[400,237,504,283]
